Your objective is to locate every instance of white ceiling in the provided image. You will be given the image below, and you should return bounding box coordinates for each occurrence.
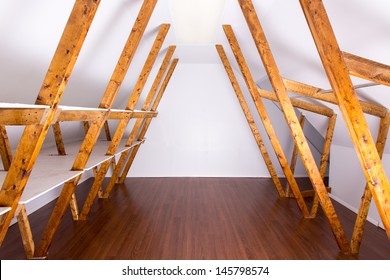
[0,0,389,151]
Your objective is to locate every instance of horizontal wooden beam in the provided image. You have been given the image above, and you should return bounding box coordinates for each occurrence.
[0,108,52,125]
[108,110,158,120]
[257,88,334,117]
[282,78,388,118]
[57,109,106,122]
[343,52,390,87]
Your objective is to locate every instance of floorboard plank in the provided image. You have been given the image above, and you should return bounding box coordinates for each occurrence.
[0,177,389,259]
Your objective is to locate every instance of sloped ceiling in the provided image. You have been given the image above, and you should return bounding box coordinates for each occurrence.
[0,0,389,151]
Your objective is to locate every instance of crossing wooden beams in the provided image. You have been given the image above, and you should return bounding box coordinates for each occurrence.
[216,44,285,197]
[33,0,160,258]
[0,0,101,246]
[237,0,349,253]
[299,0,390,241]
[103,46,177,196]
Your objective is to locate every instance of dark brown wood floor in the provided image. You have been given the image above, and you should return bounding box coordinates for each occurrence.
[1,177,389,260]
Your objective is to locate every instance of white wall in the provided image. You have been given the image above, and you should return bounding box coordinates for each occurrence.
[129,60,269,177]
[329,144,385,228]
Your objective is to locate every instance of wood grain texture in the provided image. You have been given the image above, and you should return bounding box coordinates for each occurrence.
[286,114,305,197]
[257,89,334,117]
[223,24,309,216]
[343,52,390,87]
[282,78,388,118]
[99,0,158,109]
[238,0,349,252]
[0,0,101,246]
[103,47,178,197]
[1,177,390,260]
[0,125,12,171]
[118,59,179,183]
[350,113,390,253]
[216,44,285,197]
[299,0,390,240]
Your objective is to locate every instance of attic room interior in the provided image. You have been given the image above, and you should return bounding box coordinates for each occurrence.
[0,0,390,261]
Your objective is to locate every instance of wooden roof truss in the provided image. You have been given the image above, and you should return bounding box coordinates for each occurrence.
[229,0,390,255]
[0,0,178,259]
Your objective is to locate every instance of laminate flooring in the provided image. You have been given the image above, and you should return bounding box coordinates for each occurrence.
[1,177,389,259]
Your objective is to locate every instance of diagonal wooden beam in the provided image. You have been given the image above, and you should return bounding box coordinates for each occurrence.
[0,0,101,246]
[237,0,349,252]
[282,78,388,118]
[286,113,306,197]
[34,0,158,258]
[299,0,390,240]
[104,46,176,196]
[118,59,179,184]
[223,24,309,217]
[310,113,337,217]
[52,123,66,155]
[350,112,390,254]
[216,44,285,197]
[79,24,170,220]
[258,88,334,117]
[0,126,12,171]
[343,52,390,87]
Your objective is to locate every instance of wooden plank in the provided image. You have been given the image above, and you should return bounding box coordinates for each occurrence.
[104,46,177,196]
[57,108,107,122]
[34,0,158,258]
[0,107,51,125]
[282,78,388,118]
[286,113,306,197]
[16,205,34,259]
[99,0,158,109]
[52,123,66,155]
[300,0,390,240]
[132,111,158,118]
[350,113,390,254]
[0,126,12,171]
[237,0,349,252]
[310,114,337,217]
[78,25,171,218]
[216,44,285,197]
[107,23,170,157]
[258,88,334,117]
[118,59,179,183]
[103,121,112,141]
[343,52,390,87]
[223,24,309,216]
[0,0,100,246]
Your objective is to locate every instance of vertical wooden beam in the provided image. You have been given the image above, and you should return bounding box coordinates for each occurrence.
[52,122,66,155]
[0,125,12,171]
[237,0,349,252]
[118,59,179,183]
[103,121,112,141]
[286,113,305,197]
[34,0,158,258]
[350,113,390,253]
[0,0,101,246]
[216,44,285,197]
[299,0,390,239]
[103,46,176,196]
[78,24,170,220]
[223,25,309,217]
[16,205,35,259]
